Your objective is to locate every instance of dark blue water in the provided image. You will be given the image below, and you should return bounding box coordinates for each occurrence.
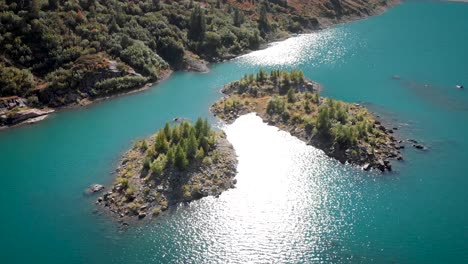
[0,2,467,263]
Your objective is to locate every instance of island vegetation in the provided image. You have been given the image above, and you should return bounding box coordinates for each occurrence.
[97,118,237,223]
[211,69,404,171]
[0,0,396,127]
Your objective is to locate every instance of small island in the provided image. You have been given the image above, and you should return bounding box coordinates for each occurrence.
[97,118,237,222]
[211,69,403,172]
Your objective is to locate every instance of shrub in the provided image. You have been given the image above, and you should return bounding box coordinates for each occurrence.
[266,96,285,115]
[150,154,168,176]
[120,41,168,79]
[287,88,296,103]
[152,208,161,216]
[94,76,147,95]
[0,66,35,97]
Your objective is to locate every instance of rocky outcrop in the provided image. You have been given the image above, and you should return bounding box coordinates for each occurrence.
[0,96,54,127]
[87,184,105,194]
[3,108,54,125]
[183,53,210,73]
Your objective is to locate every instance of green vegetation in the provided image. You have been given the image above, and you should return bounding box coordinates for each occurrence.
[1,0,339,106]
[99,116,238,220]
[212,68,398,168]
[145,118,216,173]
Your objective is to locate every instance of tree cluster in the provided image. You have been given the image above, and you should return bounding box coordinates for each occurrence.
[144,118,217,174]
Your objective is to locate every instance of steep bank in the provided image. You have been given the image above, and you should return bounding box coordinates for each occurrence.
[211,69,404,172]
[97,118,237,225]
[0,0,398,127]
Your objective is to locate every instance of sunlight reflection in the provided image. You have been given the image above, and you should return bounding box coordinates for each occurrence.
[185,114,359,262]
[237,29,350,68]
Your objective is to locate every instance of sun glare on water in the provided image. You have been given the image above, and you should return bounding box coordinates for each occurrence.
[140,114,364,263]
[237,30,351,68]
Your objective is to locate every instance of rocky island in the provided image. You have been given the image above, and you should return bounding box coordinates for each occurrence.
[211,69,403,172]
[97,118,237,223]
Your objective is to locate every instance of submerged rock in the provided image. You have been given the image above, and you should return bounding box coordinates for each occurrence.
[86,184,104,194]
[413,144,426,150]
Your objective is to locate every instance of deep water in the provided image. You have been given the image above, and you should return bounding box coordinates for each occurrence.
[1,2,467,263]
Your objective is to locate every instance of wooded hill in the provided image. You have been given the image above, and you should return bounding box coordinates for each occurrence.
[0,0,391,107]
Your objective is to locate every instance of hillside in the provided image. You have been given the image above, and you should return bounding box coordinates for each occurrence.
[0,0,395,110]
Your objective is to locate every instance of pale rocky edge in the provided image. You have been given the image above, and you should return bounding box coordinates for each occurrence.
[95,132,237,226]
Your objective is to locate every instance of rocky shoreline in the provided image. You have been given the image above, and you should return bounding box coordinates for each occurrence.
[0,96,55,129]
[95,120,237,225]
[0,69,172,130]
[211,69,405,172]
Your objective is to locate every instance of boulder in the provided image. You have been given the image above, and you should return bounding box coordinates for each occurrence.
[362,163,372,171]
[138,212,147,219]
[89,184,105,193]
[376,159,386,172]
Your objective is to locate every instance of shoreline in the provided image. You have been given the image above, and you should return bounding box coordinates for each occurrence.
[95,121,238,226]
[0,0,400,131]
[211,70,405,172]
[0,70,173,131]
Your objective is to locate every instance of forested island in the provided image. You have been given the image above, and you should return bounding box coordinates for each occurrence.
[211,69,403,171]
[0,0,396,128]
[97,118,237,223]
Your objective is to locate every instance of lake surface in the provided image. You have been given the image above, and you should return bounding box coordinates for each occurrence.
[1,1,467,263]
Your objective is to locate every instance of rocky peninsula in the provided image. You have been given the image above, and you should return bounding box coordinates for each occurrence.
[211,69,403,172]
[97,118,237,224]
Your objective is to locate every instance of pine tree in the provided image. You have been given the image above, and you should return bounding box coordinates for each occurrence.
[175,144,188,170]
[155,132,169,154]
[258,4,270,36]
[172,125,181,144]
[201,118,209,138]
[30,0,40,19]
[195,117,203,138]
[188,5,206,41]
[199,135,209,153]
[167,147,175,166]
[233,8,244,27]
[109,17,120,33]
[163,122,171,141]
[287,88,296,103]
[317,107,331,135]
[186,131,198,159]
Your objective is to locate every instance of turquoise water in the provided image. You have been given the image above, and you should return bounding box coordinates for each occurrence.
[1,1,468,263]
